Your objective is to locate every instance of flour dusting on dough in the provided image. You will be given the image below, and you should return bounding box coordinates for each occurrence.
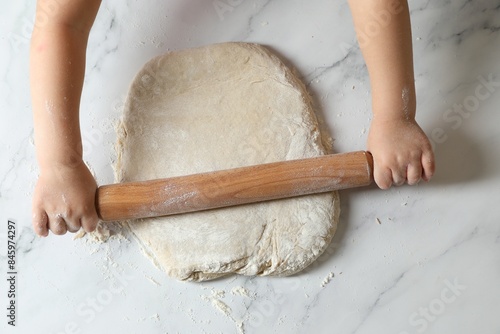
[117,42,340,281]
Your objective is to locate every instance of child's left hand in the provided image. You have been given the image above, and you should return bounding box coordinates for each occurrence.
[367,117,435,189]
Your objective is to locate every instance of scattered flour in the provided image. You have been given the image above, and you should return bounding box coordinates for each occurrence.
[236,321,245,333]
[211,298,232,317]
[321,272,335,288]
[89,224,111,242]
[211,288,226,299]
[231,286,252,298]
[145,275,161,286]
[200,287,247,334]
[73,229,86,240]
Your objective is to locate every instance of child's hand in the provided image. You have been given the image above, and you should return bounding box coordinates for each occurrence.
[32,161,99,236]
[367,117,435,189]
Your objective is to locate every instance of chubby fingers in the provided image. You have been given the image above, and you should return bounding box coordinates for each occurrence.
[32,207,99,237]
[375,164,407,188]
[81,211,99,233]
[374,162,411,189]
[421,149,436,182]
[406,150,425,185]
[65,214,83,233]
[392,167,407,186]
[32,209,49,237]
[50,214,68,235]
[373,152,434,189]
[373,164,393,190]
[406,162,422,185]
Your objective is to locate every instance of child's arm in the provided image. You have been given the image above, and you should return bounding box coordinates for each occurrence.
[30,0,101,236]
[348,0,435,189]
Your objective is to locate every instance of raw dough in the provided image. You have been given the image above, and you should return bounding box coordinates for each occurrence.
[116,42,339,281]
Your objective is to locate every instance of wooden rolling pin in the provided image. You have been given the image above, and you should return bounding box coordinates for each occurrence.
[96,151,373,221]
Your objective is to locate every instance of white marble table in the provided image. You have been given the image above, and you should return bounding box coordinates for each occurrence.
[1,1,499,333]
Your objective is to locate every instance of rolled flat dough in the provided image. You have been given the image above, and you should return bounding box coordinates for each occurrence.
[116,42,339,281]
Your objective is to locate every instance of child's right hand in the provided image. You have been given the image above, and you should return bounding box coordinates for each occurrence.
[32,160,99,237]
